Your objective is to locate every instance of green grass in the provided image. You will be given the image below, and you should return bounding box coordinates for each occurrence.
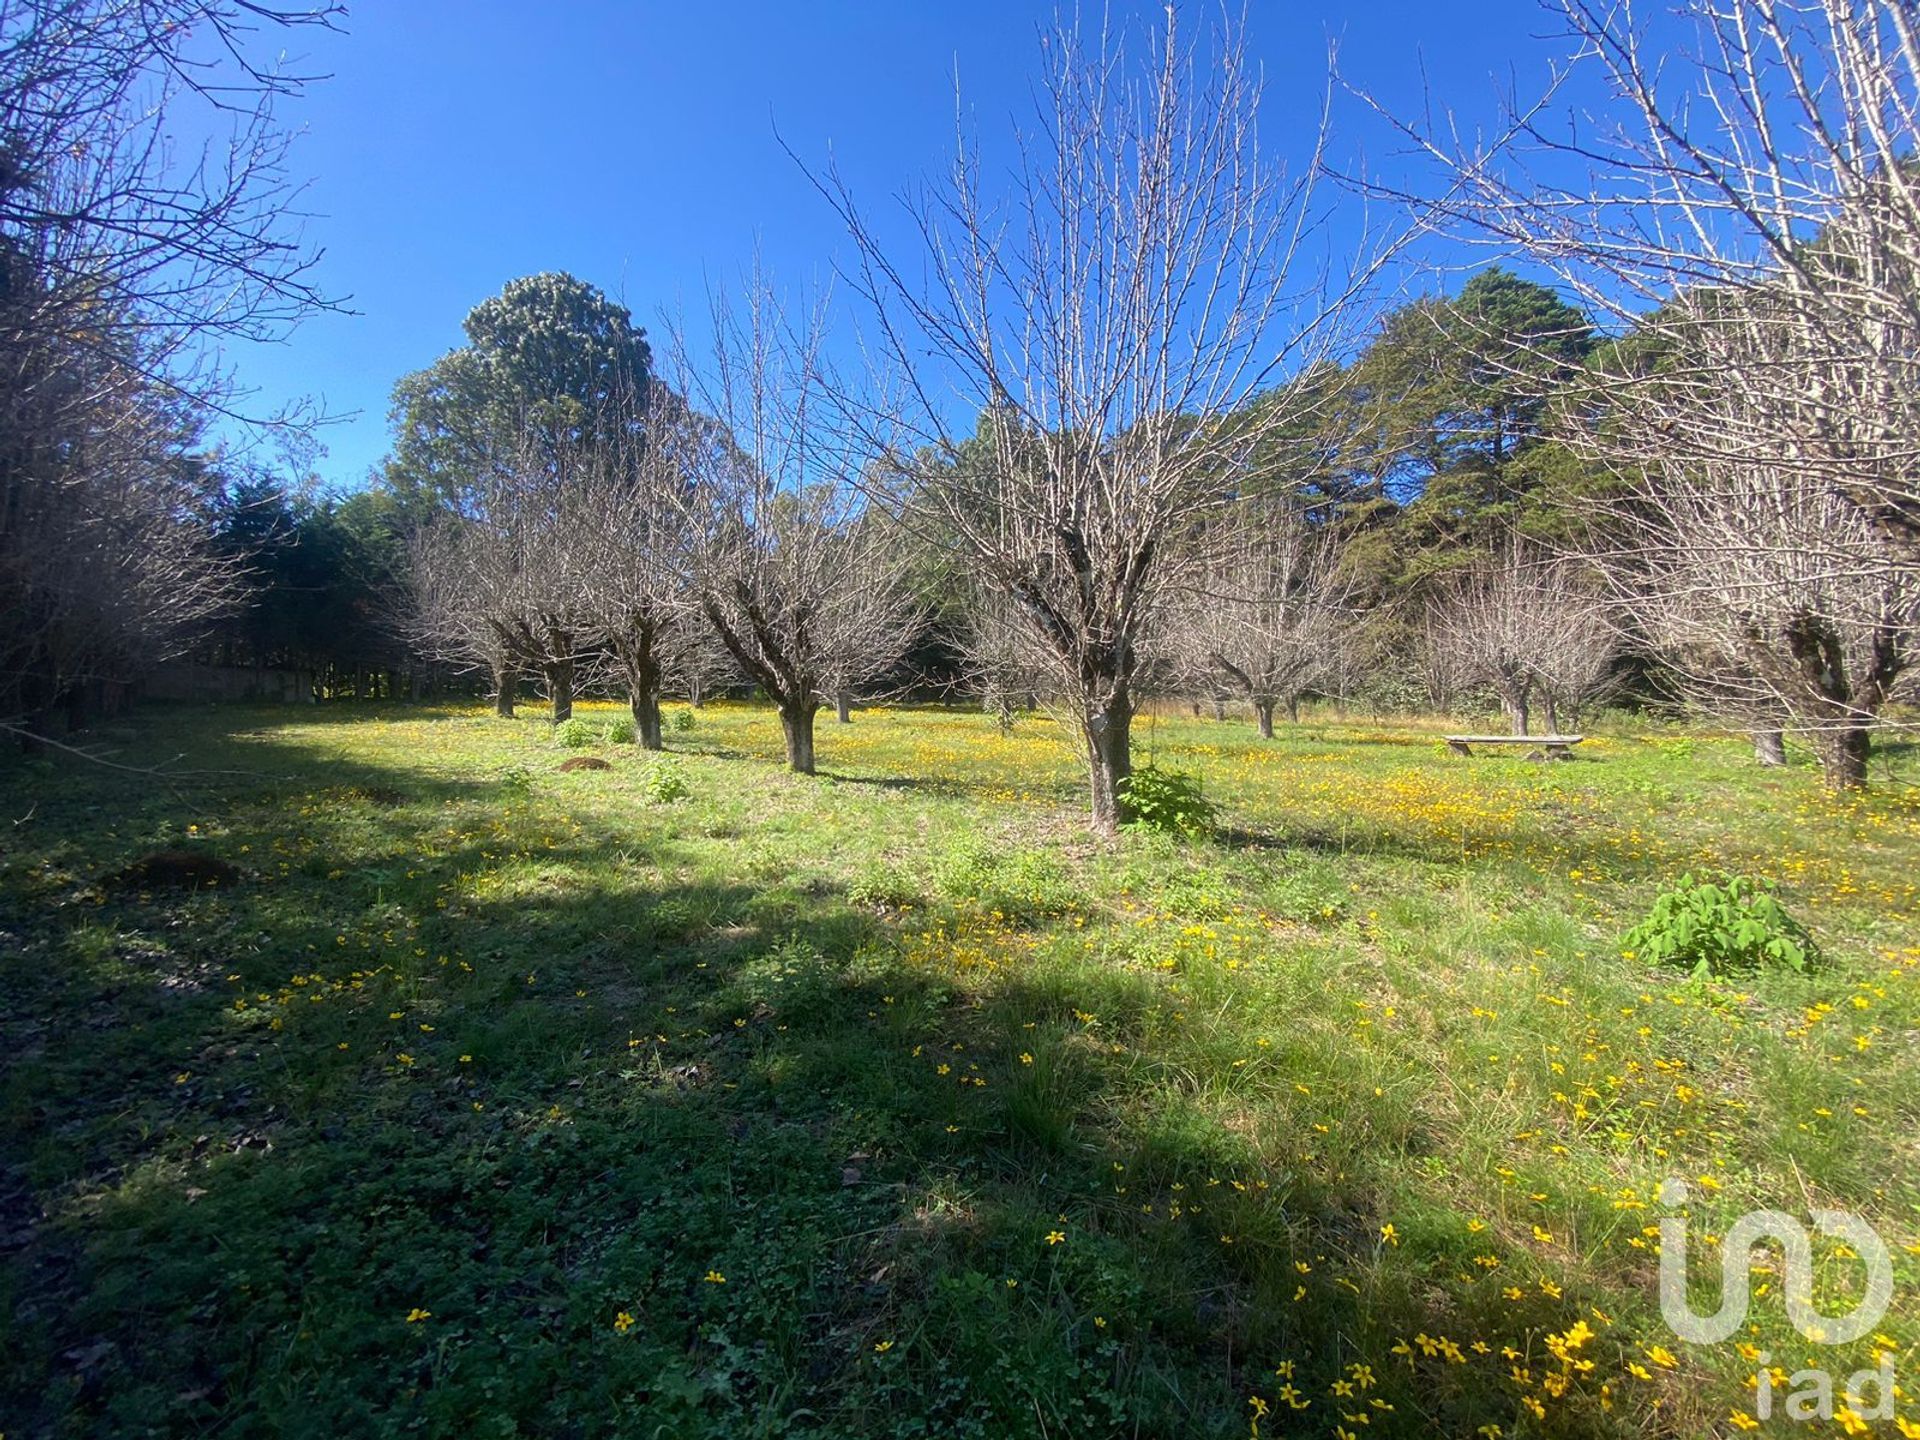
[1,700,1916,1438]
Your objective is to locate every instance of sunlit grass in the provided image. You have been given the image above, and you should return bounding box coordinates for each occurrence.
[0,700,1914,1438]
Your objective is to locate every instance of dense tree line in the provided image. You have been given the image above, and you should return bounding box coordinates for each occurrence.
[0,0,340,741]
[200,479,413,696]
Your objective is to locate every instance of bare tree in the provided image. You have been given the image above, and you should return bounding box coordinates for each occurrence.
[0,1,339,737]
[1426,549,1617,736]
[405,430,598,725]
[1175,500,1357,737]
[574,390,698,748]
[821,9,1388,830]
[1606,461,1916,788]
[0,352,245,731]
[675,280,916,775]
[0,2,339,363]
[1362,0,1920,778]
[404,520,504,712]
[956,582,1055,732]
[1419,604,1476,716]
[1365,0,1920,566]
[667,615,740,709]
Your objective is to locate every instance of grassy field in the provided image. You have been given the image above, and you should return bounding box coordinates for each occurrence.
[1,700,1916,1439]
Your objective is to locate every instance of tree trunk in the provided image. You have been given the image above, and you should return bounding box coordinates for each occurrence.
[1286,694,1300,724]
[547,656,573,724]
[1816,725,1870,790]
[1786,616,1879,791]
[835,689,852,724]
[1541,692,1561,736]
[1084,695,1133,833]
[492,660,517,718]
[1254,699,1275,739]
[630,680,663,750]
[1212,696,1226,721]
[1752,730,1786,767]
[1501,687,1530,737]
[780,702,819,775]
[621,624,665,750]
[688,675,705,709]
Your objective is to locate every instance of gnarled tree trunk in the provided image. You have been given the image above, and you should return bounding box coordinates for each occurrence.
[492,659,517,718]
[546,657,573,724]
[629,680,662,749]
[617,620,664,749]
[1752,730,1786,766]
[1083,693,1133,833]
[1254,699,1276,738]
[1498,677,1531,737]
[1816,725,1870,790]
[543,620,575,724]
[780,702,820,775]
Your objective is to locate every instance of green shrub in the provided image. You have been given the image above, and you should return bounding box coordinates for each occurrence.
[1622,871,1820,978]
[637,756,690,804]
[606,715,637,745]
[1119,764,1216,837]
[668,707,697,733]
[554,717,598,749]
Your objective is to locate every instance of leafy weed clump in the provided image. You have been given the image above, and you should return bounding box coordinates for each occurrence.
[1119,764,1216,837]
[554,717,598,749]
[1622,871,1821,978]
[637,755,690,804]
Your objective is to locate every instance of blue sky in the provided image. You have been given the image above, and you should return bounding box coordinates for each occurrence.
[234,1,1586,491]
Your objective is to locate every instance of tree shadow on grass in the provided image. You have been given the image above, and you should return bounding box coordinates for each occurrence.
[815,770,949,796]
[0,708,1674,1439]
[5,966,1645,1433]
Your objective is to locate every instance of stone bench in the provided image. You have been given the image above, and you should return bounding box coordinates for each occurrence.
[1444,734,1585,760]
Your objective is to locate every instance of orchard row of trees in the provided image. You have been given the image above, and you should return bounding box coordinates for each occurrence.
[384,1,1918,823]
[4,1,1913,827]
[394,273,918,771]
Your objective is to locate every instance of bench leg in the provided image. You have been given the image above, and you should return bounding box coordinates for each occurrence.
[1446,740,1472,756]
